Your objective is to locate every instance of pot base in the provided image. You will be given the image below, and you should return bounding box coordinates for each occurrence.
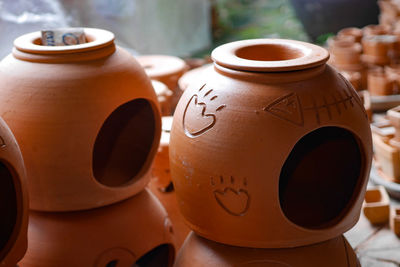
[175,232,359,267]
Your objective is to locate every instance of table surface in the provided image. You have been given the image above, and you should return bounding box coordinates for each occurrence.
[345,192,400,267]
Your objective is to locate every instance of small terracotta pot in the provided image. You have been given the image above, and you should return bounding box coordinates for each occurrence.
[19,188,175,267]
[170,39,372,248]
[368,68,395,96]
[136,55,188,112]
[328,37,362,67]
[363,24,391,36]
[152,80,173,116]
[0,118,28,266]
[391,207,400,237]
[0,28,161,211]
[362,35,398,65]
[372,133,400,181]
[362,186,390,225]
[387,106,400,148]
[337,27,363,43]
[174,232,359,267]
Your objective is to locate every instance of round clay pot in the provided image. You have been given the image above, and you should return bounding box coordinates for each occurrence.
[337,27,363,43]
[328,37,362,67]
[136,55,188,112]
[174,232,359,267]
[170,39,372,248]
[152,80,173,116]
[19,188,175,267]
[361,35,398,65]
[368,68,395,96]
[0,28,161,212]
[0,118,28,266]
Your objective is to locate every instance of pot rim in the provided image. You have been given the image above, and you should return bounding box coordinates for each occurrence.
[14,28,114,54]
[211,38,329,72]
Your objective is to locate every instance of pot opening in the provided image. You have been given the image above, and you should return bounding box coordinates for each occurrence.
[93,98,156,187]
[32,34,95,46]
[279,127,363,229]
[134,244,175,267]
[235,44,304,61]
[0,161,17,255]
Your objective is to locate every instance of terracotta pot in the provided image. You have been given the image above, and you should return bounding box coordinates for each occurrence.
[0,28,161,211]
[368,68,395,96]
[363,186,390,225]
[337,27,363,43]
[170,39,372,248]
[0,118,28,266]
[136,55,188,112]
[174,232,359,267]
[361,35,398,65]
[152,80,173,116]
[387,106,400,148]
[372,133,400,181]
[327,37,362,68]
[19,188,175,267]
[363,24,391,36]
[391,207,400,237]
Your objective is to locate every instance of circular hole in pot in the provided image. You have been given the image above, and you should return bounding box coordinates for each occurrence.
[235,44,304,61]
[93,99,157,187]
[105,260,118,267]
[0,161,17,254]
[135,244,175,267]
[279,127,363,229]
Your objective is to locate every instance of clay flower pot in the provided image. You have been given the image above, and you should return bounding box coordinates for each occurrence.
[0,28,161,211]
[387,106,400,149]
[363,186,390,225]
[367,68,395,96]
[337,27,363,43]
[136,55,188,112]
[152,80,173,116]
[362,35,398,65]
[391,207,400,237]
[174,232,359,267]
[19,188,175,267]
[170,39,372,248]
[0,118,28,266]
[328,37,363,70]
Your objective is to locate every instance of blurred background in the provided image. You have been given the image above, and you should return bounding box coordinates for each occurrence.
[0,0,380,59]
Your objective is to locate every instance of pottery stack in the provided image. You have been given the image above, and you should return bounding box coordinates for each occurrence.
[0,28,176,266]
[169,39,372,266]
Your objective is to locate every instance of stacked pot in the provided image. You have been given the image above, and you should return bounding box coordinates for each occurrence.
[0,28,176,266]
[170,39,372,266]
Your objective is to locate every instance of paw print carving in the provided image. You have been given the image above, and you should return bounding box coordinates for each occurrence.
[211,176,250,216]
[183,84,226,138]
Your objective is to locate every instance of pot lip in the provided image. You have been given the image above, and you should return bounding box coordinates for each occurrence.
[14,28,114,54]
[211,38,329,72]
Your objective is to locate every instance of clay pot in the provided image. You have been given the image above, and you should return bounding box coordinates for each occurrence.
[0,118,28,266]
[136,55,188,112]
[337,27,363,43]
[368,68,395,95]
[327,37,362,68]
[170,39,372,248]
[0,28,161,211]
[387,106,400,148]
[174,232,359,267]
[363,186,390,225]
[372,132,400,181]
[19,188,175,267]
[152,80,173,116]
[363,24,391,36]
[362,35,398,65]
[391,207,400,237]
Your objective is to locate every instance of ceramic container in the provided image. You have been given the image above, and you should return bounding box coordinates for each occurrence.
[338,27,363,43]
[0,28,161,211]
[372,133,400,181]
[362,35,398,65]
[136,55,188,112]
[368,69,395,95]
[363,186,390,225]
[174,232,359,267]
[388,106,400,148]
[391,207,400,237]
[328,37,362,68]
[363,24,391,36]
[170,39,372,248]
[0,118,28,267]
[19,188,175,267]
[152,80,173,116]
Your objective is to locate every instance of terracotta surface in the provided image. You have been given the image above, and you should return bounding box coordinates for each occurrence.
[363,186,390,225]
[341,71,362,91]
[19,188,175,267]
[0,118,28,267]
[368,68,395,95]
[136,55,188,112]
[170,39,372,248]
[362,35,398,66]
[338,27,363,43]
[363,24,391,36]
[328,37,362,68]
[372,133,400,181]
[149,116,191,249]
[391,207,400,236]
[388,106,400,148]
[152,80,173,116]
[0,28,161,212]
[174,232,360,267]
